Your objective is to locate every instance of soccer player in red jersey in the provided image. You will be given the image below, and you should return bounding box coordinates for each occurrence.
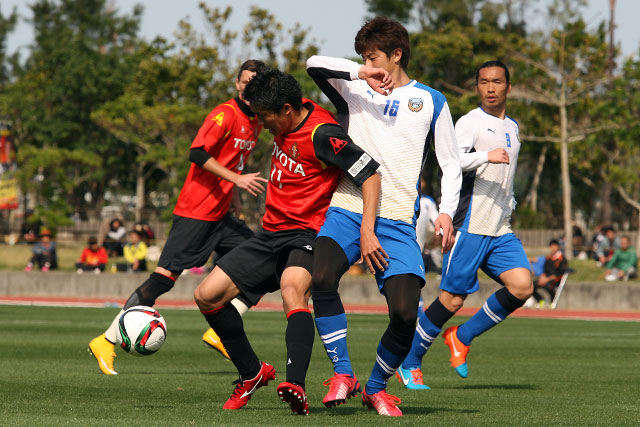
[88,60,272,375]
[194,67,383,415]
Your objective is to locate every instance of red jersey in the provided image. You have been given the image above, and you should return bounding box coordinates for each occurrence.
[263,100,379,232]
[80,247,108,266]
[173,98,261,221]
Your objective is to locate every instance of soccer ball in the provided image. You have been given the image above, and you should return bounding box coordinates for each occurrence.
[116,306,167,356]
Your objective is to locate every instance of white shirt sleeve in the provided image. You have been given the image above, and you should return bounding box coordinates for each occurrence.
[455,114,488,171]
[433,101,462,220]
[306,56,362,100]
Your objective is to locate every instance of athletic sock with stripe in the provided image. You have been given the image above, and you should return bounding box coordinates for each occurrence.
[312,290,354,376]
[456,287,526,346]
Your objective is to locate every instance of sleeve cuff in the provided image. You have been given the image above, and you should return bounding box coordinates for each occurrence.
[351,65,363,81]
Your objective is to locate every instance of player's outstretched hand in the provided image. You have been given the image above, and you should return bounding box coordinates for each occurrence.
[434,213,455,253]
[360,229,389,274]
[487,148,510,164]
[358,65,394,95]
[235,172,268,197]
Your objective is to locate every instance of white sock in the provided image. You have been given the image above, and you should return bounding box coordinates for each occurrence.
[230,298,250,316]
[104,309,124,343]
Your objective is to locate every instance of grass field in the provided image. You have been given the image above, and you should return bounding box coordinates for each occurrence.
[1,306,639,426]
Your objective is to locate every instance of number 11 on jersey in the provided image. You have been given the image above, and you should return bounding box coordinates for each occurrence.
[270,164,283,189]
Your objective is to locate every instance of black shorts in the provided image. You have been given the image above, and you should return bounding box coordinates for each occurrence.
[216,228,316,305]
[158,214,253,273]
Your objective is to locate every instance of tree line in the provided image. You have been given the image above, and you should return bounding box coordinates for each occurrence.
[0,0,639,257]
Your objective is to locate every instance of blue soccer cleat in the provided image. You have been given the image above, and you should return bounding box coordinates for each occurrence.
[395,366,430,390]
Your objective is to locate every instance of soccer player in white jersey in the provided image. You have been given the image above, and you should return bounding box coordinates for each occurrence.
[398,60,534,387]
[306,16,462,416]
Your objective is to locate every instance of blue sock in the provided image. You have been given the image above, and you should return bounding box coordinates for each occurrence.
[315,313,353,376]
[457,292,511,346]
[401,308,439,369]
[366,342,403,394]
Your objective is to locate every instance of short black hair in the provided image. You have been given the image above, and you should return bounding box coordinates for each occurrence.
[476,60,510,85]
[355,16,410,69]
[549,239,560,246]
[237,59,265,80]
[243,67,303,113]
[88,236,98,245]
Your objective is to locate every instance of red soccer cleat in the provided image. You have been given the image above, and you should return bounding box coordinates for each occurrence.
[277,381,309,415]
[322,372,362,407]
[361,388,402,416]
[223,362,276,410]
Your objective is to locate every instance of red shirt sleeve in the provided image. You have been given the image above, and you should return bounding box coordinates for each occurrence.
[80,248,89,263]
[190,103,237,153]
[98,247,109,264]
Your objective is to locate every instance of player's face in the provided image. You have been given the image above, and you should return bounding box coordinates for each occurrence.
[361,48,399,73]
[476,66,511,111]
[252,105,290,136]
[236,70,257,104]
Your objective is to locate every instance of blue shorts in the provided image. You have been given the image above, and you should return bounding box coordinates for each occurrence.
[440,231,531,295]
[318,207,425,292]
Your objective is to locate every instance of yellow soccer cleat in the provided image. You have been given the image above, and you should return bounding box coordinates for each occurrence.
[88,333,118,375]
[202,328,230,360]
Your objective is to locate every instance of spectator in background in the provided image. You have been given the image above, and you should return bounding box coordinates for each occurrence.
[76,236,108,273]
[532,239,568,302]
[24,229,58,271]
[604,236,637,281]
[117,230,147,272]
[103,218,126,257]
[20,210,42,244]
[133,221,155,245]
[594,226,620,266]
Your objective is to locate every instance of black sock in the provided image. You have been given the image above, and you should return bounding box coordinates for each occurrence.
[285,309,314,388]
[495,287,527,312]
[425,296,456,329]
[202,304,260,380]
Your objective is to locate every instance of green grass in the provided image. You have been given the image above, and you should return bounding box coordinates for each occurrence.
[1,306,639,425]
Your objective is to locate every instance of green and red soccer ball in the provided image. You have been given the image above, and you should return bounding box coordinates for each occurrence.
[116,306,167,356]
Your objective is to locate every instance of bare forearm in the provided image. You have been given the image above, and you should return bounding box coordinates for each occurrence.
[200,157,238,184]
[360,173,380,232]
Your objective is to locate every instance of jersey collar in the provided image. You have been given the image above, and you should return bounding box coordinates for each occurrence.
[234,97,255,118]
[288,100,315,135]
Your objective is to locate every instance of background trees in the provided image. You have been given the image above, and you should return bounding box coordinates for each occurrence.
[0,0,638,240]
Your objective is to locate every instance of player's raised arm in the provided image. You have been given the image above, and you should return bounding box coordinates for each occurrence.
[430,94,462,253]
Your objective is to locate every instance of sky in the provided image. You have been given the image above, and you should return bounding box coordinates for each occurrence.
[3,0,640,61]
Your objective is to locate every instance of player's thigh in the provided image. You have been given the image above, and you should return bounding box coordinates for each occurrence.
[440,231,489,295]
[216,231,279,306]
[482,233,532,289]
[158,215,222,272]
[215,214,254,257]
[374,218,425,292]
[194,266,240,309]
[317,207,363,265]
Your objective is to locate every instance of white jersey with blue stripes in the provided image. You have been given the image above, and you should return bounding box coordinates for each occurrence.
[453,107,520,236]
[306,56,461,225]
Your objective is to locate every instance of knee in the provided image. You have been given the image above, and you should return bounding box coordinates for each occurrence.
[194,283,225,311]
[440,292,466,312]
[507,279,534,300]
[388,308,417,336]
[311,268,339,292]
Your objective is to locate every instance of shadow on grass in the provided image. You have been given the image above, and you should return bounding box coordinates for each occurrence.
[450,384,537,390]
[312,405,480,416]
